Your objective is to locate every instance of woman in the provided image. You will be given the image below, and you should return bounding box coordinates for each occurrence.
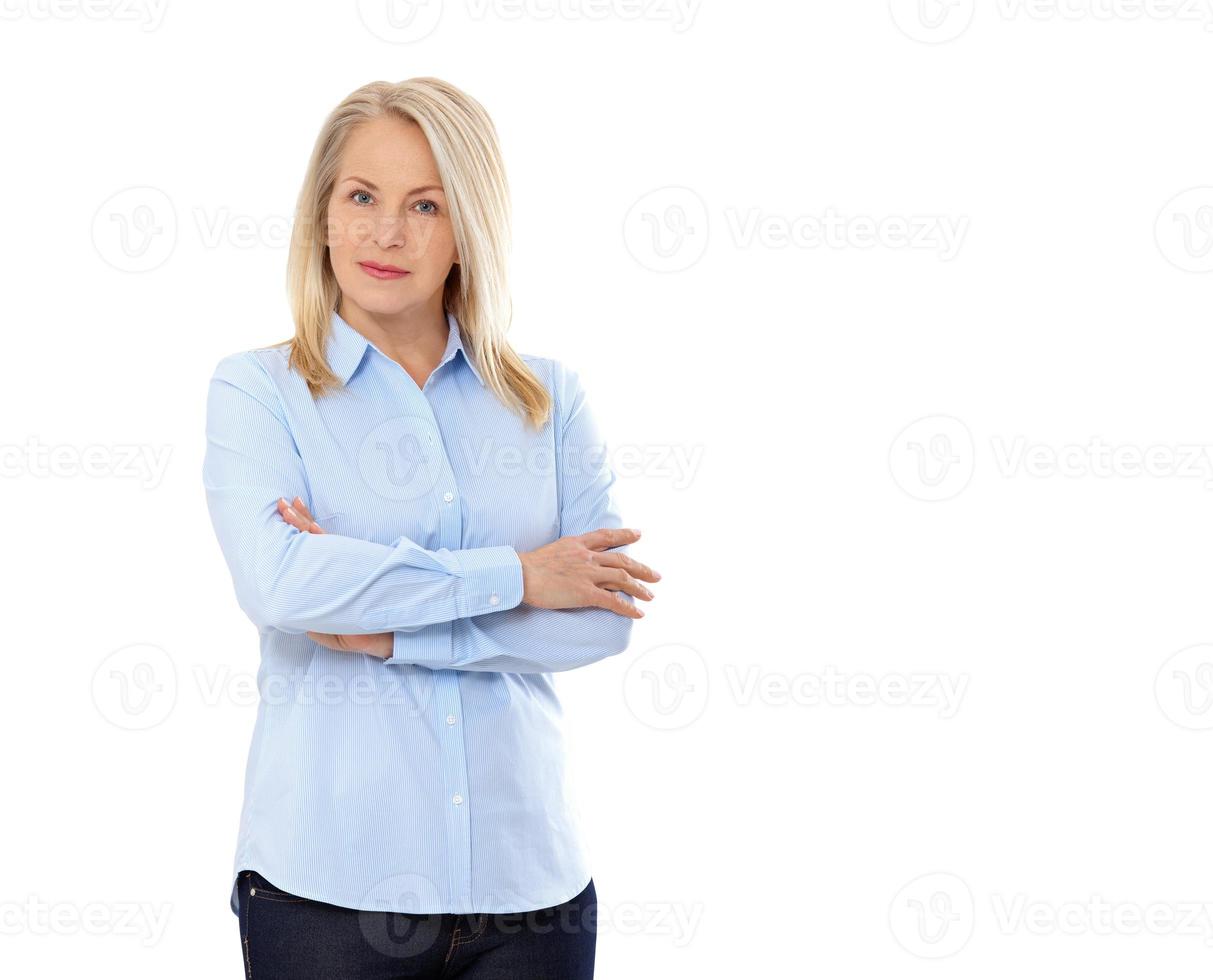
[202,77,660,979]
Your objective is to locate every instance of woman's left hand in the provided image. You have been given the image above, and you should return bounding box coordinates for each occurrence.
[276,496,394,660]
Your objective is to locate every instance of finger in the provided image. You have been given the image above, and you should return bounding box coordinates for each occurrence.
[289,496,324,533]
[594,551,661,583]
[597,566,654,602]
[309,630,392,658]
[291,496,318,524]
[277,498,310,531]
[589,587,644,619]
[278,497,324,534]
[580,527,641,552]
[278,500,317,533]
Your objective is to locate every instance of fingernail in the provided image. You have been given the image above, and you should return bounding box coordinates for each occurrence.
[285,506,298,519]
[641,587,654,599]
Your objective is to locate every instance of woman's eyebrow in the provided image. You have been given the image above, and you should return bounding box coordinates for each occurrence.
[340,176,445,195]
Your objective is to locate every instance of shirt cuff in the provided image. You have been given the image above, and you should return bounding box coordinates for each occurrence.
[451,545,525,618]
[385,621,452,669]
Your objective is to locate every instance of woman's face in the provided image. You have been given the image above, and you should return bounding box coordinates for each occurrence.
[325,115,458,319]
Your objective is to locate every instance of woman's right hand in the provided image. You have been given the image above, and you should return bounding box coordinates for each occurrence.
[517,528,660,619]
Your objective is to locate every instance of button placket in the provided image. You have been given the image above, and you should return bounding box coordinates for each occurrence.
[421,398,473,908]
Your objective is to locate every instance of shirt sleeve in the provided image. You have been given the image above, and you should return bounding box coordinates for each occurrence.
[202,352,525,651]
[386,359,636,673]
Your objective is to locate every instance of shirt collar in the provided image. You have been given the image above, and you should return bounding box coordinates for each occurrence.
[326,308,486,387]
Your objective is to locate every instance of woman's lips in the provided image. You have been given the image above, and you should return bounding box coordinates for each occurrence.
[359,262,410,280]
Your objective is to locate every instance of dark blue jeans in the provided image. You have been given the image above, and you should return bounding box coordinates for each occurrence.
[235,868,597,979]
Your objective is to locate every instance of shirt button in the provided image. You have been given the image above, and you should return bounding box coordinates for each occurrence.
[489,593,500,606]
[452,793,464,805]
[446,714,457,725]
[443,491,454,503]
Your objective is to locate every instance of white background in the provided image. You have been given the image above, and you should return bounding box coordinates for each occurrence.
[2,0,1212,976]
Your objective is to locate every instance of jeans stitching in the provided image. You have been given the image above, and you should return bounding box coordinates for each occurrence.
[248,872,309,903]
[250,892,309,904]
[442,924,460,967]
[241,873,253,979]
[463,915,488,944]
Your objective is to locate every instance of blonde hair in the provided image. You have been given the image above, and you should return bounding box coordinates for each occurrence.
[281,77,551,430]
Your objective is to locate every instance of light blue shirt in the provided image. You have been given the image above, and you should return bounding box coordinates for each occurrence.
[202,307,634,916]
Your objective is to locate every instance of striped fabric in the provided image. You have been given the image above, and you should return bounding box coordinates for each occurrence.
[202,307,635,916]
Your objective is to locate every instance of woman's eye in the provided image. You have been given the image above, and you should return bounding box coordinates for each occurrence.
[347,191,438,214]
